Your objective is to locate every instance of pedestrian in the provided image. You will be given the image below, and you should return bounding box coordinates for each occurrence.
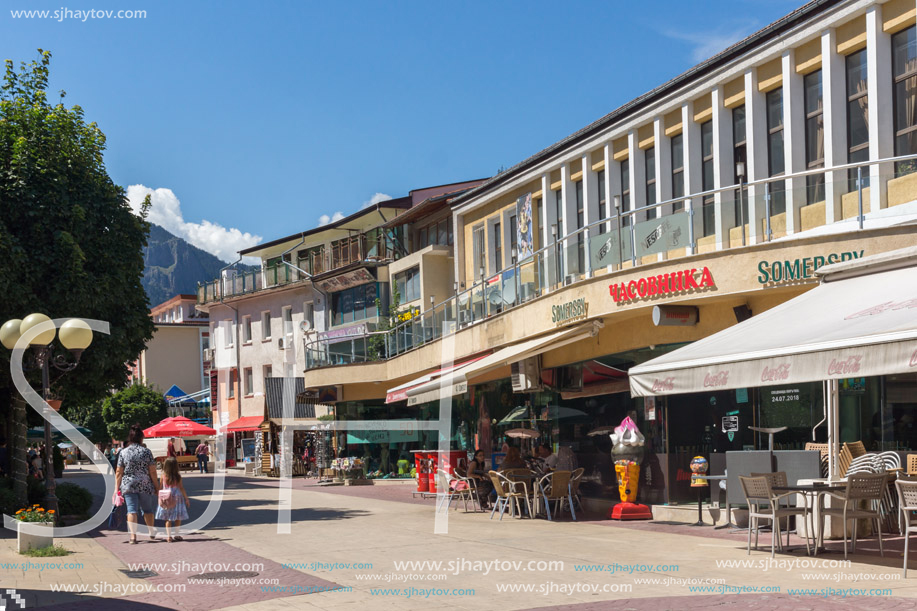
[115,424,160,544]
[167,438,176,458]
[156,456,190,542]
[194,440,211,474]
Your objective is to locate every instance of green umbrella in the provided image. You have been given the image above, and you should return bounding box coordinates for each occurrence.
[27,426,91,440]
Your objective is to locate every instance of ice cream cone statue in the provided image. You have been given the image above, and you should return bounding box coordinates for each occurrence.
[608,416,653,520]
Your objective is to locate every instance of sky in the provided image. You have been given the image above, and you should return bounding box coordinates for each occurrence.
[3,0,803,262]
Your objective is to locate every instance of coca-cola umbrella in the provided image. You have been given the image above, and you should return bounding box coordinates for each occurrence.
[144,416,216,438]
[505,428,540,439]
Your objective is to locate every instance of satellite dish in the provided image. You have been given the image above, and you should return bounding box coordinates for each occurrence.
[299,320,312,333]
[487,285,503,306]
[502,282,516,305]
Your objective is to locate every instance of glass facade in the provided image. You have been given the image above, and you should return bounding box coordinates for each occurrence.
[804,70,825,205]
[766,88,786,216]
[701,120,715,236]
[893,26,917,176]
[846,49,869,189]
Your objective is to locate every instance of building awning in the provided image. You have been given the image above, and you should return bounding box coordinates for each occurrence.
[265,378,316,419]
[399,321,603,405]
[629,252,917,397]
[385,354,490,404]
[225,416,264,432]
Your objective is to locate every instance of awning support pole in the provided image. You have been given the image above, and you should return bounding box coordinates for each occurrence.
[826,379,839,481]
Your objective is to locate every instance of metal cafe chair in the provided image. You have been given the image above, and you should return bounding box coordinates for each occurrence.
[818,472,888,560]
[750,471,809,550]
[450,467,482,512]
[895,479,917,578]
[488,471,531,520]
[535,470,576,521]
[739,475,810,557]
[434,469,459,512]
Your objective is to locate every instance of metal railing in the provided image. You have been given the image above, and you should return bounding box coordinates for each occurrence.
[197,233,399,304]
[303,153,917,368]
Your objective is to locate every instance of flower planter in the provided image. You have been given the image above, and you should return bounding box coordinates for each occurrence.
[17,521,54,553]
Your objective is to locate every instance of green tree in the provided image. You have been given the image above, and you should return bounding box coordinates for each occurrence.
[0,51,156,504]
[101,383,167,442]
[61,400,110,444]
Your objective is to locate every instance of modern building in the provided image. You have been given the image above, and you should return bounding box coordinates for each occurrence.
[128,295,210,409]
[301,0,917,505]
[196,180,483,460]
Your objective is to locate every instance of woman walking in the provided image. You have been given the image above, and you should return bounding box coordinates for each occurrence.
[115,424,160,544]
[156,457,190,542]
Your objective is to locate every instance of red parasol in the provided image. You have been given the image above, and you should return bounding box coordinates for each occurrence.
[144,416,216,438]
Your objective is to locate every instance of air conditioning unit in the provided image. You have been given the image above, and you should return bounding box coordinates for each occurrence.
[511,356,542,393]
[203,348,214,362]
[277,337,285,350]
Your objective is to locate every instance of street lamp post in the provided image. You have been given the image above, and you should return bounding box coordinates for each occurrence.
[1,315,94,515]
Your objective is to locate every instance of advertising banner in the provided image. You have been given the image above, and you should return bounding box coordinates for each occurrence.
[516,192,534,259]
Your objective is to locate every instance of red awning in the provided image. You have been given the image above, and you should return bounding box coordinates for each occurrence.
[226,416,264,432]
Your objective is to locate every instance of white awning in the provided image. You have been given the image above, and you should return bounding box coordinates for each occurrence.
[398,321,603,403]
[629,259,917,396]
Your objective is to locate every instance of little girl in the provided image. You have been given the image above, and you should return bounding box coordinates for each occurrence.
[156,457,190,542]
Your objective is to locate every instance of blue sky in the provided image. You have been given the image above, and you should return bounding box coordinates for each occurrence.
[4,0,801,261]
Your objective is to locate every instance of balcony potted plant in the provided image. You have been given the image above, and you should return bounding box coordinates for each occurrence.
[15,505,55,553]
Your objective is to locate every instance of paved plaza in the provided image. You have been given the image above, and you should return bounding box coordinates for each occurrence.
[2,467,917,610]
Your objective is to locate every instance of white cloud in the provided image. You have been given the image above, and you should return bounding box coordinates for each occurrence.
[318,211,346,226]
[362,192,392,209]
[661,20,759,63]
[126,184,263,263]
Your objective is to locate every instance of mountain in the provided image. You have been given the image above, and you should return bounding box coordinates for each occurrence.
[142,224,255,307]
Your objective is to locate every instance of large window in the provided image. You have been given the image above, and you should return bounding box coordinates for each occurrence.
[493,221,502,273]
[331,283,378,326]
[620,160,631,226]
[893,26,917,176]
[554,189,565,273]
[846,50,869,189]
[671,134,684,211]
[395,266,420,303]
[733,105,748,223]
[575,180,584,272]
[766,88,786,215]
[472,224,485,278]
[597,169,607,234]
[701,120,715,236]
[645,147,657,220]
[804,70,825,205]
[417,218,452,248]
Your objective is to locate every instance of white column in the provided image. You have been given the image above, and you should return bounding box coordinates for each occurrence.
[745,69,768,243]
[822,28,846,223]
[712,85,735,248]
[561,163,576,276]
[654,116,672,217]
[628,130,644,225]
[866,4,894,212]
[783,49,805,234]
[682,103,702,253]
[604,143,615,236]
[583,153,598,277]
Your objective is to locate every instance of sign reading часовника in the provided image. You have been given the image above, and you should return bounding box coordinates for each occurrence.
[608,267,715,304]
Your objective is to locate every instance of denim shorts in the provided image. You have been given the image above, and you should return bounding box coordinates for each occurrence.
[123,492,156,516]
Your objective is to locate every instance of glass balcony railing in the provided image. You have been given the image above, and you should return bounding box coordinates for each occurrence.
[303,153,917,368]
[197,231,400,304]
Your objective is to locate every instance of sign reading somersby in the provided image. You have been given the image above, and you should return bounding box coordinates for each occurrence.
[552,297,588,325]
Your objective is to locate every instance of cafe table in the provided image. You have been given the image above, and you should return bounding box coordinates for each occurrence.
[772,483,846,555]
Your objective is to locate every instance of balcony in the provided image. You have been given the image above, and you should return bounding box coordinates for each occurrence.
[303,154,917,369]
[198,230,400,304]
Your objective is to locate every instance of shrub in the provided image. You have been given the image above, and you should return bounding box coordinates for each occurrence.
[0,487,19,515]
[55,483,92,516]
[27,477,46,506]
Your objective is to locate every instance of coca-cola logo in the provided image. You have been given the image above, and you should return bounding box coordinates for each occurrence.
[761,364,791,383]
[651,377,675,392]
[909,349,917,368]
[703,371,729,388]
[827,356,862,376]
